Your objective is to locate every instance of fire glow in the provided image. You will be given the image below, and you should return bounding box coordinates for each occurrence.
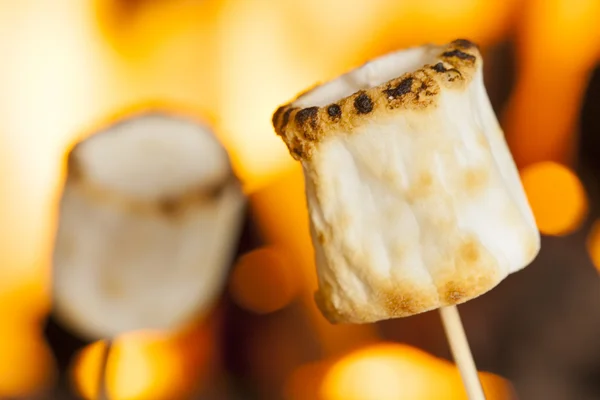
[0,0,597,398]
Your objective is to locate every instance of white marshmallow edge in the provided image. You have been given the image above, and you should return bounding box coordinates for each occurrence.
[293,44,540,323]
[52,113,246,339]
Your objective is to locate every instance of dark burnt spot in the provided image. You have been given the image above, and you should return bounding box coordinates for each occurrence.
[327,104,342,120]
[451,39,476,49]
[289,137,304,158]
[419,81,434,97]
[204,179,228,200]
[272,106,286,128]
[441,50,476,62]
[281,107,296,129]
[354,92,374,114]
[292,147,304,158]
[295,106,319,129]
[384,77,413,99]
[447,68,463,82]
[431,62,448,73]
[66,151,83,181]
[158,198,179,216]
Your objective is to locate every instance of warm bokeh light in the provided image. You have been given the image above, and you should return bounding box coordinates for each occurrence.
[93,0,223,61]
[251,167,381,356]
[285,343,516,400]
[107,333,186,400]
[0,323,55,397]
[71,340,108,399]
[285,360,335,400]
[520,162,588,236]
[217,0,521,190]
[72,319,216,400]
[230,247,300,314]
[504,0,600,168]
[357,0,518,59]
[586,220,600,273]
[1,0,597,397]
[72,334,183,400]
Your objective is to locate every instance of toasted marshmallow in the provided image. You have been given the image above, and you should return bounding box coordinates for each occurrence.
[273,40,540,324]
[52,113,246,339]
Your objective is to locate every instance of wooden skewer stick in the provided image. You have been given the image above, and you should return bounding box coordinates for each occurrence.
[97,340,112,400]
[439,305,486,400]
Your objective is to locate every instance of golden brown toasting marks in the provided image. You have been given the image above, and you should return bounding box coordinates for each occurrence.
[273,39,480,161]
[271,39,537,400]
[271,38,539,325]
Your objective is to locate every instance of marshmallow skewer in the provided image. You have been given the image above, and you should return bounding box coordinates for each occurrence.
[272,39,540,399]
[440,306,485,400]
[52,112,246,341]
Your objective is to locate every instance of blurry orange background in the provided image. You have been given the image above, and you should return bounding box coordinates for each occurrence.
[0,0,599,399]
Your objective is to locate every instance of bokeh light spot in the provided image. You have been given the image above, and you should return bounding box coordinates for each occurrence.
[229,247,300,314]
[316,343,516,400]
[0,324,55,397]
[520,161,587,236]
[72,329,211,400]
[586,219,600,273]
[71,340,107,400]
[320,344,446,400]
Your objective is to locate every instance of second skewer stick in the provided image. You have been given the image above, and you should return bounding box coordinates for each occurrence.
[97,340,111,400]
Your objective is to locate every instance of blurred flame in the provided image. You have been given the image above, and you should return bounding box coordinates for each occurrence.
[72,318,215,400]
[504,0,600,168]
[0,0,580,396]
[285,343,516,400]
[0,323,55,397]
[216,0,331,190]
[360,0,518,59]
[216,0,519,190]
[520,161,588,236]
[107,333,186,400]
[94,0,222,60]
[229,247,300,314]
[71,340,108,399]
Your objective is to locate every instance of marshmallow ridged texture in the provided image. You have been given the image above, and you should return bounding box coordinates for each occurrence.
[272,40,540,324]
[52,113,246,339]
